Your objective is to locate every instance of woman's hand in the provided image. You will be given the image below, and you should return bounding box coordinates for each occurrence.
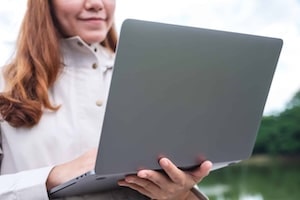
[46,148,97,190]
[118,158,212,200]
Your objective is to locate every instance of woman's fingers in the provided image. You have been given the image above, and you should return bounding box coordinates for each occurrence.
[157,158,187,185]
[188,160,213,182]
[118,158,213,200]
[119,175,161,197]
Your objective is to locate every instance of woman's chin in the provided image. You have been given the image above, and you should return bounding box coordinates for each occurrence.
[80,33,107,44]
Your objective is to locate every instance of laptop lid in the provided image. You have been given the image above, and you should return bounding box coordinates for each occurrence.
[95,19,283,176]
[49,19,283,198]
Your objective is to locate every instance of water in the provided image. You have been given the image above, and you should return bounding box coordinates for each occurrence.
[198,156,300,200]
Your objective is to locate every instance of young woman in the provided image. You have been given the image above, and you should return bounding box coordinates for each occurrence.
[0,0,212,199]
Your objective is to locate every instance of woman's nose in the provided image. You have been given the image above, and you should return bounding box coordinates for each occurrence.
[85,0,104,11]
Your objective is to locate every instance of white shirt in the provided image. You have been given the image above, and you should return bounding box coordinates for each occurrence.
[0,37,148,200]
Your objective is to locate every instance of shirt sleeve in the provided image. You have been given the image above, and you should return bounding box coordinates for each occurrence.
[0,167,53,200]
[0,128,53,200]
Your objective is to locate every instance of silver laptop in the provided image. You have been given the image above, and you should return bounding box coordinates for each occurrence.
[49,18,283,198]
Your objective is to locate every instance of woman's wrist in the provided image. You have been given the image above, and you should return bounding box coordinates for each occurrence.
[46,166,61,190]
[172,188,198,200]
[183,191,198,200]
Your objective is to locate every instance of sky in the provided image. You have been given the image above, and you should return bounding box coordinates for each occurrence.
[0,0,299,115]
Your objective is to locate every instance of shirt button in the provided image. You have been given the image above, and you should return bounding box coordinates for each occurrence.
[96,100,103,107]
[92,63,98,69]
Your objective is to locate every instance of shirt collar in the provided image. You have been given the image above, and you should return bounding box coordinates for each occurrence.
[60,36,115,70]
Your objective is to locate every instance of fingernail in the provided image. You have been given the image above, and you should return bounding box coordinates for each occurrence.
[138,171,148,178]
[125,177,135,183]
[118,181,126,186]
[160,158,169,166]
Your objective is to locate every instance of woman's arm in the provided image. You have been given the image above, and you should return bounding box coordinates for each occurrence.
[46,148,97,190]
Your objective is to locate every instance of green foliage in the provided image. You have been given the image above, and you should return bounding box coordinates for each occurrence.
[254,90,300,155]
[287,90,300,108]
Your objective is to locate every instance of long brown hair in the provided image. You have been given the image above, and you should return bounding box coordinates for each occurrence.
[0,0,118,128]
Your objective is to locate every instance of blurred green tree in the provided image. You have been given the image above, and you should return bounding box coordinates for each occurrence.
[254,90,300,155]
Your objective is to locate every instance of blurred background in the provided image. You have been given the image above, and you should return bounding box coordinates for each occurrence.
[1,0,300,199]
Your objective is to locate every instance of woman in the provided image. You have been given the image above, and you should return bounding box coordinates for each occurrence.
[0,0,212,199]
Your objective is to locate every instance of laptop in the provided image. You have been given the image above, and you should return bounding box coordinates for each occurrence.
[49,18,283,198]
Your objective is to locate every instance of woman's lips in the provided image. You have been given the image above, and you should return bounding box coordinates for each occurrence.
[80,17,106,25]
